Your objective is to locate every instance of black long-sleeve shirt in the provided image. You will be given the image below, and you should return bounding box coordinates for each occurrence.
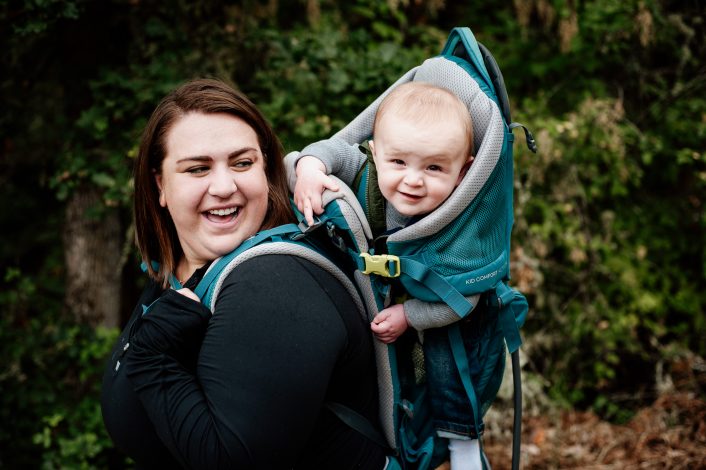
[101,255,386,469]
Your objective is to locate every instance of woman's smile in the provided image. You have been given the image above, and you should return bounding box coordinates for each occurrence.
[204,205,240,223]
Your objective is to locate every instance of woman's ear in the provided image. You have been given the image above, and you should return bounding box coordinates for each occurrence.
[154,170,167,207]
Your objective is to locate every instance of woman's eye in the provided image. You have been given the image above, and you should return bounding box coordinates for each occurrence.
[233,159,254,169]
[186,166,209,174]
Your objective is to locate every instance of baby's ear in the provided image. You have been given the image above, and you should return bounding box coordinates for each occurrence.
[368,139,376,155]
[456,155,474,185]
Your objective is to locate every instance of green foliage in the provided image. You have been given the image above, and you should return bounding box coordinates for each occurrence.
[7,0,82,36]
[513,97,642,396]
[30,327,120,469]
[0,268,124,468]
[510,0,706,408]
[247,22,444,151]
[48,66,184,207]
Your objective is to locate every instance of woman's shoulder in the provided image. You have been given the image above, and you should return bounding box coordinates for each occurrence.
[222,253,345,292]
[218,253,362,319]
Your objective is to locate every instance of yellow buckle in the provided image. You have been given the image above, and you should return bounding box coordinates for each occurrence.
[360,253,401,278]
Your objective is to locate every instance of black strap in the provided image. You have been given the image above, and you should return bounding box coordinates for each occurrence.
[325,402,392,451]
[509,122,537,153]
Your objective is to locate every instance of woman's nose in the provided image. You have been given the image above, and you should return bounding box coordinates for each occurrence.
[208,169,237,197]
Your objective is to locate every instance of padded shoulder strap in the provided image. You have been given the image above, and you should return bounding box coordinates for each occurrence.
[194,223,302,303]
[193,204,370,319]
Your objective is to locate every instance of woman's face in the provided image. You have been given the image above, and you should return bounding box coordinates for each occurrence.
[156,112,269,275]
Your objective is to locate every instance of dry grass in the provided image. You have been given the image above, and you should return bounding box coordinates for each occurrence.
[483,392,706,469]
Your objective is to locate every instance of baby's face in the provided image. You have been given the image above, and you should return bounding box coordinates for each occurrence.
[371,114,470,217]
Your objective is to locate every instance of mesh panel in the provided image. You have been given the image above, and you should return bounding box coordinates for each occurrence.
[412,340,426,385]
[420,154,509,276]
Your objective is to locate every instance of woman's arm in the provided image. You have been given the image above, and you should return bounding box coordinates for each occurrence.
[124,255,383,469]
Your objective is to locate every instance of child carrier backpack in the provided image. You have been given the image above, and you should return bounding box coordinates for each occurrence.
[190,27,534,470]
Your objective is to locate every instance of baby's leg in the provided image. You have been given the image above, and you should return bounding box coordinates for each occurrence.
[423,326,484,470]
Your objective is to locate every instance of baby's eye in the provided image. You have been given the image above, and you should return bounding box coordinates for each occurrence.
[391,159,405,166]
[427,164,443,172]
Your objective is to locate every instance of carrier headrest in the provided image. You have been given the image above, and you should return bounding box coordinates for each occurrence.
[414,57,494,154]
[335,56,506,241]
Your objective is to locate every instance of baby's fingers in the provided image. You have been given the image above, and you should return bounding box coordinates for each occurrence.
[309,193,326,216]
[370,320,388,334]
[293,191,314,226]
[321,174,340,193]
[372,310,391,325]
[373,332,395,344]
[293,185,309,213]
[303,199,315,226]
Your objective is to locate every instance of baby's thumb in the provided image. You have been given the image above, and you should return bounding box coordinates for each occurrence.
[372,310,388,324]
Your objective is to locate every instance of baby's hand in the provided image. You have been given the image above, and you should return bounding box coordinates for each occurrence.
[370,304,409,343]
[294,156,340,226]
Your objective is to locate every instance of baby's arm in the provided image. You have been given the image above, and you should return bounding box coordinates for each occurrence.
[370,295,479,343]
[403,295,481,331]
[293,138,368,225]
[294,156,340,226]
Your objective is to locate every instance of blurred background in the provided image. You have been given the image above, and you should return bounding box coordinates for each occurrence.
[1,0,704,468]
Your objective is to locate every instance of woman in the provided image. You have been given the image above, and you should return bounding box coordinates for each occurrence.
[101,78,387,469]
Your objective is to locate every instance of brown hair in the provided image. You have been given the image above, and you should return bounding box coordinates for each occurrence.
[133,78,293,285]
[373,81,474,157]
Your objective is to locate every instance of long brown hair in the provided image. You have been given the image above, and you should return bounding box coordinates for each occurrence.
[133,78,293,285]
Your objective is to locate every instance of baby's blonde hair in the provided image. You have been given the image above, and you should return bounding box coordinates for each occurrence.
[373,82,474,157]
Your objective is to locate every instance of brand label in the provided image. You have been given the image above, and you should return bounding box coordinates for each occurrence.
[465,270,498,285]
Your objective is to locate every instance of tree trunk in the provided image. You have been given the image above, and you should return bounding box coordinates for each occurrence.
[63,186,123,328]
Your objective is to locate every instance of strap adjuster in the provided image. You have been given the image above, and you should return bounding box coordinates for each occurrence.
[360,253,401,277]
[292,216,323,240]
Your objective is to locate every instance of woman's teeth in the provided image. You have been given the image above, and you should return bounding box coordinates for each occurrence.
[209,207,238,216]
